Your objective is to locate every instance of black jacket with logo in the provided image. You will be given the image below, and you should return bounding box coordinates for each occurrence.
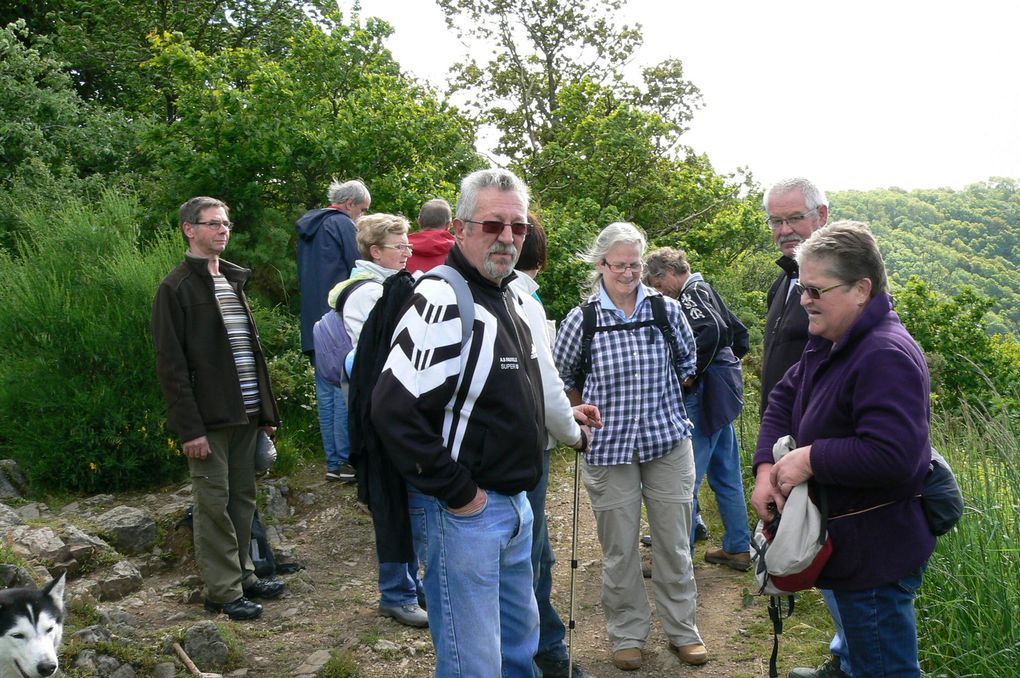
[371,246,545,509]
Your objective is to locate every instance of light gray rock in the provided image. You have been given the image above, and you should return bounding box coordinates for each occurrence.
[0,503,24,528]
[72,624,114,644]
[15,502,51,520]
[184,620,230,669]
[263,485,288,519]
[293,649,331,676]
[63,524,112,563]
[0,459,28,500]
[74,649,122,675]
[151,662,178,678]
[94,506,156,555]
[7,525,71,565]
[110,663,137,678]
[98,560,143,601]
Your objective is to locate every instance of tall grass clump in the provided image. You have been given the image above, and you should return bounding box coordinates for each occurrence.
[918,404,1020,676]
[0,191,186,492]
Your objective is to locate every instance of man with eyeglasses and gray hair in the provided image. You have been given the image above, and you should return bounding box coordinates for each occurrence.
[761,179,850,678]
[371,168,597,677]
[152,197,284,621]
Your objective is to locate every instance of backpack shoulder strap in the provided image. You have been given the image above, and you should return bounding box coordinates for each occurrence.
[575,301,598,385]
[649,294,692,422]
[334,278,372,314]
[417,264,474,348]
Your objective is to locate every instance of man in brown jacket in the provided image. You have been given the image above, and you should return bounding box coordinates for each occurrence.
[152,196,284,621]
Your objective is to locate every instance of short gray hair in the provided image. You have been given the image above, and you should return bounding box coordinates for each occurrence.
[455,169,529,221]
[579,222,647,295]
[417,199,452,230]
[179,196,228,245]
[643,246,690,282]
[764,177,828,213]
[328,179,370,206]
[796,220,888,297]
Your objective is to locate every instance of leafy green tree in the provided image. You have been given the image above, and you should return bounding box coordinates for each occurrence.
[139,15,483,302]
[3,0,331,119]
[438,0,700,172]
[896,277,1019,415]
[0,20,139,249]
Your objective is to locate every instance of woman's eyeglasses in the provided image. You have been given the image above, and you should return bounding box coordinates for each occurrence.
[379,243,414,253]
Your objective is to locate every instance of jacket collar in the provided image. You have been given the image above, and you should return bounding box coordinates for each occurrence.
[184,253,249,284]
[775,255,799,279]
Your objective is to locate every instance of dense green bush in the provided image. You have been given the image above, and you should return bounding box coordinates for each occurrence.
[0,189,317,492]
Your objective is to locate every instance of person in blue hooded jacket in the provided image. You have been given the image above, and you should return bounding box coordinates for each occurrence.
[296,178,370,482]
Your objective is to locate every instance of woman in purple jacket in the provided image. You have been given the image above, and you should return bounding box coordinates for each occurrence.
[751,221,935,677]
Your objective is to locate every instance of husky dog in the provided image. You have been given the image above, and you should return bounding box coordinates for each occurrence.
[0,574,65,678]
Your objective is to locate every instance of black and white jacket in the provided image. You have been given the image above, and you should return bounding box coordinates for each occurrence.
[371,246,545,509]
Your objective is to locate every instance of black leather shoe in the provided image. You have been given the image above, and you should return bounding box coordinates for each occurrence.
[242,577,285,600]
[204,596,263,620]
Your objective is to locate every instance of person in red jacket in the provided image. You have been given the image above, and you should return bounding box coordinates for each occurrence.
[406,198,455,274]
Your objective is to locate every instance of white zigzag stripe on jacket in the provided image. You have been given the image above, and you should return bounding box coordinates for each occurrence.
[382,277,501,462]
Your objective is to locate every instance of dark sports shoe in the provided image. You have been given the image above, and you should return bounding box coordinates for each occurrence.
[694,515,710,542]
[788,655,851,678]
[326,462,356,483]
[204,596,263,620]
[242,577,285,599]
[534,652,597,678]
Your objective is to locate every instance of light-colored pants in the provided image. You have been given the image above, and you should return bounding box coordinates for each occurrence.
[583,441,702,650]
[189,421,259,603]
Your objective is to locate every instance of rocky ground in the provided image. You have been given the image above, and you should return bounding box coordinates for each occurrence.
[3,452,784,677]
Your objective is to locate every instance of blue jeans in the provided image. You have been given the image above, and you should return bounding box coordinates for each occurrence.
[408,487,539,678]
[527,449,568,664]
[823,588,853,675]
[378,560,423,609]
[685,389,751,554]
[314,369,350,470]
[832,569,925,677]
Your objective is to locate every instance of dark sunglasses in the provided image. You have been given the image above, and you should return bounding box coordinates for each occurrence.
[464,219,531,236]
[794,281,851,300]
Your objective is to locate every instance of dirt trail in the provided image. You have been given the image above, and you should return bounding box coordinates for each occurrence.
[133,455,774,677]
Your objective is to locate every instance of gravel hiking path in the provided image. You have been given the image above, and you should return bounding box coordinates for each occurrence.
[132,452,776,677]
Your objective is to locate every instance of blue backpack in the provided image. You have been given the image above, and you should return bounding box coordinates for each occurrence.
[312,279,372,386]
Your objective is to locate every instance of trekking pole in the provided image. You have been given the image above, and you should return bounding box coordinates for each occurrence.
[567,430,588,676]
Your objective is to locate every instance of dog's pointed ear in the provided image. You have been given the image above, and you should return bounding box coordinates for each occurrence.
[43,572,66,612]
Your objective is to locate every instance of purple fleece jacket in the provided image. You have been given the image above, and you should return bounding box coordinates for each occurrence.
[755,292,935,590]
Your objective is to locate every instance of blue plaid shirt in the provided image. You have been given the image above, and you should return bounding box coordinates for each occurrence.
[553,284,697,466]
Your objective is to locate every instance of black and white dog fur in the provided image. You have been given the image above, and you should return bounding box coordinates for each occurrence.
[0,574,65,678]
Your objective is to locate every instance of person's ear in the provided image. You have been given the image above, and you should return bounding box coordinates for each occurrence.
[817,204,829,225]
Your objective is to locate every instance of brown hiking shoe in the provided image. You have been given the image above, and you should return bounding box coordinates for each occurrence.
[704,547,751,571]
[612,647,642,670]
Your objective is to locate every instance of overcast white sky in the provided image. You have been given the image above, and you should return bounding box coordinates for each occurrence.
[343,0,1020,192]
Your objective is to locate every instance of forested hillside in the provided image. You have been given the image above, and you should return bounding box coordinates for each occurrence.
[831,180,1020,335]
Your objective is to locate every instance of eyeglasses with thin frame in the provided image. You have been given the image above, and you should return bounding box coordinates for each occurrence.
[378,243,414,253]
[192,220,232,231]
[766,207,818,229]
[464,219,532,236]
[603,260,644,274]
[794,281,851,300]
